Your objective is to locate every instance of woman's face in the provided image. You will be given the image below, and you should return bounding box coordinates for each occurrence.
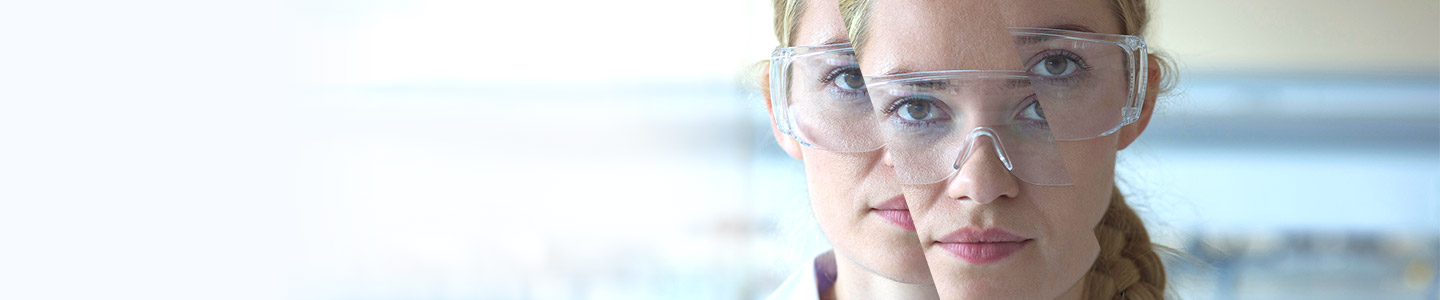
[857,0,1141,298]
[771,0,932,284]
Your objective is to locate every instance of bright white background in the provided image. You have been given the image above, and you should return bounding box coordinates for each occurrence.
[0,0,1436,299]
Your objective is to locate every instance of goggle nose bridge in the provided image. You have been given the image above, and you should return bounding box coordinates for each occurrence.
[954,126,1015,172]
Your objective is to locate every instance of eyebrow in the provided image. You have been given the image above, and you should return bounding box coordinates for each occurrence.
[879,67,914,77]
[893,77,1032,91]
[1043,23,1096,33]
[1015,23,1097,45]
[819,37,849,46]
[877,23,1098,76]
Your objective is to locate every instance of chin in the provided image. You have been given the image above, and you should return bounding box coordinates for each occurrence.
[935,281,1050,300]
[854,226,933,284]
[926,257,1059,300]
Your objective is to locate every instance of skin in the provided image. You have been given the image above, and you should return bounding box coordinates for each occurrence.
[856,0,1162,299]
[764,0,937,299]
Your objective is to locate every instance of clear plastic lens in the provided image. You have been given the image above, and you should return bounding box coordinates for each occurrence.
[770,43,884,152]
[1013,28,1145,140]
[863,28,1148,186]
[870,73,1070,185]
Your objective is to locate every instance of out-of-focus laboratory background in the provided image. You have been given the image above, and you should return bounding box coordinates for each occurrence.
[0,0,1435,299]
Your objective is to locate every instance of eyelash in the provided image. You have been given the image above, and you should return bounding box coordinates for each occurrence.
[1016,98,1051,129]
[880,96,1050,131]
[880,96,914,115]
[821,66,865,93]
[1031,49,1093,83]
[881,96,948,129]
[821,66,854,82]
[829,64,858,86]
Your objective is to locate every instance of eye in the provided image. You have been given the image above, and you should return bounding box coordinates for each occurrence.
[1019,99,1046,121]
[1030,54,1080,77]
[826,67,865,91]
[895,98,944,122]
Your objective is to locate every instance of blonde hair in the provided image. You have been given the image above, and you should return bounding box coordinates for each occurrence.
[1086,187,1167,299]
[839,0,1176,97]
[836,1,1176,299]
[837,0,872,53]
[748,0,807,96]
[773,0,807,47]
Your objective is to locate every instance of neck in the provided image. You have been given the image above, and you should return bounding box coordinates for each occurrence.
[821,251,938,300]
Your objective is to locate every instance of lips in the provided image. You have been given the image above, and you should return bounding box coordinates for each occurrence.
[935,227,1031,264]
[871,195,915,232]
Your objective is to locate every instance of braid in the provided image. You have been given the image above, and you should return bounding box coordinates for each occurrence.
[1087,1,1173,297]
[1084,186,1166,300]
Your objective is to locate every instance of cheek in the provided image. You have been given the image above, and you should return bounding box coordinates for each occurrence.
[1055,136,1119,207]
[902,182,947,235]
[800,148,888,222]
[1036,137,1119,276]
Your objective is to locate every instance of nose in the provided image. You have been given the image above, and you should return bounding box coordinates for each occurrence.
[945,127,1020,204]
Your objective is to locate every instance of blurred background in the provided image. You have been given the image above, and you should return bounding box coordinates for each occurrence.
[0,0,1434,299]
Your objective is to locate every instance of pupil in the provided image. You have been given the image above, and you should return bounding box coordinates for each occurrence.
[1045,57,1067,75]
[905,103,928,120]
[842,73,864,89]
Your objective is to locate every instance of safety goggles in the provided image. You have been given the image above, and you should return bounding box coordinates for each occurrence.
[865,27,1149,186]
[768,43,884,152]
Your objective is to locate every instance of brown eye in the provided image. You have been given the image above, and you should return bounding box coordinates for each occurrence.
[898,102,932,121]
[836,70,864,90]
[1032,55,1078,77]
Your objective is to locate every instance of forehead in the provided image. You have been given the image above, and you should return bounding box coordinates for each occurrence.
[793,0,849,46]
[859,0,1119,74]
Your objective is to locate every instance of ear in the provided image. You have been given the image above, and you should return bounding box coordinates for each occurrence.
[763,63,805,160]
[1117,55,1161,151]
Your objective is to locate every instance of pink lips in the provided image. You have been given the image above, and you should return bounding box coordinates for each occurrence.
[872,195,915,232]
[935,228,1031,264]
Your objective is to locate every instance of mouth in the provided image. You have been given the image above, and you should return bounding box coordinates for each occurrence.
[871,194,915,232]
[934,227,1032,264]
